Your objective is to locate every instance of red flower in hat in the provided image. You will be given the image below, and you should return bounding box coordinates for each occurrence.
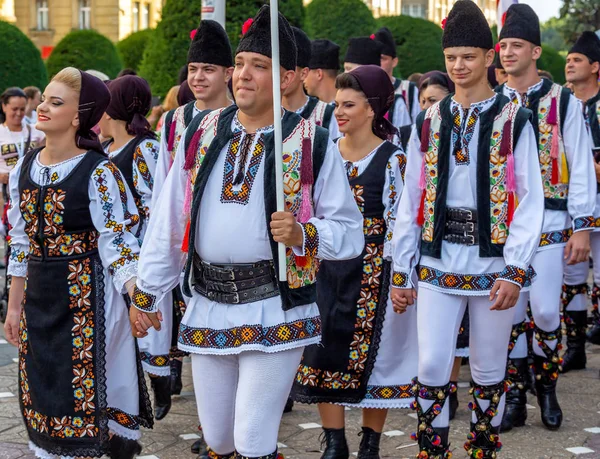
[441,17,447,30]
[370,33,376,39]
[495,42,501,53]
[190,29,197,40]
[242,18,254,35]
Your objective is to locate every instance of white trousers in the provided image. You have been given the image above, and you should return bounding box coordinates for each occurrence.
[563,232,600,311]
[191,348,304,457]
[510,246,563,359]
[416,288,515,427]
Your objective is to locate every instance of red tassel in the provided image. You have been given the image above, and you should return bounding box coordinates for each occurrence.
[547,97,557,125]
[499,119,512,157]
[300,137,313,186]
[167,116,177,152]
[551,157,559,184]
[184,128,203,171]
[295,255,307,268]
[417,189,426,226]
[181,220,190,253]
[420,118,431,153]
[507,192,515,227]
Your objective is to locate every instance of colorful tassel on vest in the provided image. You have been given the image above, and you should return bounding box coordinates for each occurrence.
[417,118,431,226]
[296,137,315,268]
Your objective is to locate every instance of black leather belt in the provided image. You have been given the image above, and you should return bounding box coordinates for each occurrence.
[444,207,479,246]
[193,255,279,304]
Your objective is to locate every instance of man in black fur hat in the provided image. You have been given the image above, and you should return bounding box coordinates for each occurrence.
[305,39,340,104]
[562,31,600,367]
[392,1,543,456]
[283,27,340,139]
[130,6,363,459]
[497,4,596,433]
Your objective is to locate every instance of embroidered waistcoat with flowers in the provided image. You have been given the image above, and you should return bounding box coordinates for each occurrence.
[299,96,335,131]
[164,101,197,162]
[179,105,328,311]
[585,90,600,194]
[415,94,531,259]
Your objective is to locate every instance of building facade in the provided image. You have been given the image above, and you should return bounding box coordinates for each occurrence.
[6,0,163,52]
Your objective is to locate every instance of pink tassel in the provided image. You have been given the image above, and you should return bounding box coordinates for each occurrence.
[384,111,389,120]
[184,128,203,171]
[420,118,431,153]
[298,184,312,224]
[167,118,177,152]
[507,192,515,227]
[418,153,426,190]
[506,152,516,193]
[300,137,314,185]
[499,120,512,158]
[550,124,560,160]
[417,189,426,226]
[547,97,557,126]
[183,177,192,216]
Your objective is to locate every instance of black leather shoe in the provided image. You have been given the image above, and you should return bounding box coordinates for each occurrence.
[192,434,208,455]
[151,375,172,420]
[448,382,459,421]
[170,358,183,395]
[357,427,381,459]
[109,435,142,459]
[561,310,587,373]
[320,427,349,459]
[533,356,563,430]
[284,395,294,413]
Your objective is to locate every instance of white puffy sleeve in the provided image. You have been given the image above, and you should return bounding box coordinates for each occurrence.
[152,121,172,210]
[132,138,159,219]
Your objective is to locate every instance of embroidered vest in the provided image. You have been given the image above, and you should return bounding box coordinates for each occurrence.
[299,96,335,130]
[416,94,531,259]
[585,91,600,194]
[164,101,197,161]
[180,105,329,311]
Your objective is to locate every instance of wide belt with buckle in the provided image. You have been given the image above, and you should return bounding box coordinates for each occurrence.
[193,255,279,304]
[444,207,479,246]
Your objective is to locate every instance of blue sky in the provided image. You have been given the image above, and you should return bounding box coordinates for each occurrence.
[521,0,561,23]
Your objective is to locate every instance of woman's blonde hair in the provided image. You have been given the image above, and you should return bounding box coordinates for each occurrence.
[163,85,180,112]
[51,67,82,93]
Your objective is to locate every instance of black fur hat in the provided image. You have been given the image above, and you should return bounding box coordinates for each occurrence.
[499,4,541,47]
[309,39,340,70]
[187,20,233,67]
[569,31,600,64]
[374,27,396,58]
[345,37,382,66]
[292,27,312,68]
[442,0,493,50]
[236,5,297,71]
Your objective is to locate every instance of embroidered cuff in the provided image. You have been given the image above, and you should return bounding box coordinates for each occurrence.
[132,285,158,313]
[298,222,319,258]
[392,271,411,288]
[572,216,595,233]
[498,264,536,289]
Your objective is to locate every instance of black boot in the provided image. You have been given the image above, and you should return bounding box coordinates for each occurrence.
[357,427,381,459]
[150,375,172,420]
[587,284,600,345]
[532,352,563,430]
[500,358,528,432]
[561,309,587,372]
[448,381,458,421]
[464,381,505,458]
[109,435,142,459]
[170,358,183,395]
[192,431,208,455]
[410,379,453,458]
[284,395,294,413]
[319,427,349,459]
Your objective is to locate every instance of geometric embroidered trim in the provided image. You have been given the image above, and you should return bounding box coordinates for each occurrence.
[539,228,572,247]
[302,222,319,258]
[139,352,170,368]
[573,215,595,231]
[498,264,536,289]
[132,286,157,312]
[418,265,535,291]
[392,271,409,288]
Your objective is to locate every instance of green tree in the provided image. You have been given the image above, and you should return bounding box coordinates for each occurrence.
[541,17,567,51]
[559,0,600,46]
[0,21,47,93]
[305,0,377,62]
[117,29,155,72]
[46,29,122,79]
[538,45,567,84]
[139,0,304,98]
[377,15,445,78]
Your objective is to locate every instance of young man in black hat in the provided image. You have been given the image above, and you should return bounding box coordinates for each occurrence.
[562,31,600,367]
[392,1,543,456]
[497,4,596,432]
[129,6,363,459]
[305,39,340,105]
[373,27,420,125]
[283,27,340,139]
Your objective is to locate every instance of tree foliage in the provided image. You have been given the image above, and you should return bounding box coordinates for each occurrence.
[541,17,567,51]
[139,0,304,98]
[305,0,377,62]
[117,29,155,72]
[46,29,122,79]
[559,0,600,46]
[0,21,47,93]
[377,15,445,78]
[538,45,567,84]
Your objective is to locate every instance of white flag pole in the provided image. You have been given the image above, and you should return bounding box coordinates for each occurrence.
[269,0,287,282]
